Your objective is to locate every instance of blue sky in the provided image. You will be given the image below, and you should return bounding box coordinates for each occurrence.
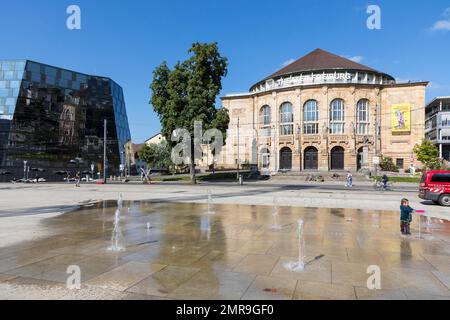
[1,0,450,142]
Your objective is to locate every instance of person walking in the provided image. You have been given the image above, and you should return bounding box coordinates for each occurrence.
[346,171,353,188]
[382,174,389,190]
[75,171,81,188]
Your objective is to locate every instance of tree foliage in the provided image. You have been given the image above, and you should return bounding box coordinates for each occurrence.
[150,42,229,183]
[379,157,398,172]
[413,140,443,170]
[138,142,172,170]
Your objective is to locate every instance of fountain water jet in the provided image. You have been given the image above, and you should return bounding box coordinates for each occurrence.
[206,190,215,215]
[284,219,305,272]
[372,212,380,228]
[271,197,282,230]
[107,193,125,252]
[117,193,123,209]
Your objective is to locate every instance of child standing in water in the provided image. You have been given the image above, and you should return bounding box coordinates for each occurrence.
[400,199,415,235]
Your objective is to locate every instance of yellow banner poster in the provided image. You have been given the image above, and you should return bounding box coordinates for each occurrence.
[391,104,411,133]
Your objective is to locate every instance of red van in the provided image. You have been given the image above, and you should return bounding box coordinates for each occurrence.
[419,170,450,206]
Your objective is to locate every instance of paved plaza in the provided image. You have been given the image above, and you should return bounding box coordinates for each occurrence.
[0,182,449,300]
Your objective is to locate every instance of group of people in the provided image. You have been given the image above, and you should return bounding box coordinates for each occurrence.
[65,172,81,187]
[344,172,390,190]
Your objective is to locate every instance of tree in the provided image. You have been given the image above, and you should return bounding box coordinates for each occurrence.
[413,140,443,170]
[138,142,173,171]
[150,42,229,183]
[379,157,398,172]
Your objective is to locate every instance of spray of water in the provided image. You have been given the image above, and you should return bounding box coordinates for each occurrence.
[207,189,215,215]
[271,196,282,230]
[284,219,305,272]
[108,193,125,252]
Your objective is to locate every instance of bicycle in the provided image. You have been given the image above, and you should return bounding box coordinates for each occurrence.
[373,181,394,191]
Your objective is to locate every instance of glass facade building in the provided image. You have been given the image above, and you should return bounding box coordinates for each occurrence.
[0,60,131,181]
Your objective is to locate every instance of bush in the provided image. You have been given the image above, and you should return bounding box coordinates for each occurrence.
[373,176,420,183]
[379,157,398,172]
[241,160,251,170]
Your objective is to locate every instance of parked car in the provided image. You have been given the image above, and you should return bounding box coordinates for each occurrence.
[419,170,450,206]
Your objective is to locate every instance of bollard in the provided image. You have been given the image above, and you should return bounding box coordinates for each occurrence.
[238,175,243,185]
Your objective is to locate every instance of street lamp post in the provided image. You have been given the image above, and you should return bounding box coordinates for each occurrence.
[23,160,27,181]
[297,123,301,171]
[374,119,379,177]
[237,117,240,180]
[103,119,107,184]
[120,150,125,180]
[91,163,95,182]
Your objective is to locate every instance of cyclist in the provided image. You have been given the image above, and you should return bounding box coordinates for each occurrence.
[382,174,389,190]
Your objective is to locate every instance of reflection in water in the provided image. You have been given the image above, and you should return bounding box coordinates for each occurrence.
[200,216,211,241]
[400,238,412,256]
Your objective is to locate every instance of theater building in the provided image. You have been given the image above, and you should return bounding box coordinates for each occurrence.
[218,49,428,173]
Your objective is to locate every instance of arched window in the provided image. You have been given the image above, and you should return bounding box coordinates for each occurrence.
[330,99,345,134]
[260,105,271,136]
[303,100,319,135]
[280,102,293,135]
[357,99,369,135]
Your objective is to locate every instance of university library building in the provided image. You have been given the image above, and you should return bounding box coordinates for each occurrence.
[218,49,428,173]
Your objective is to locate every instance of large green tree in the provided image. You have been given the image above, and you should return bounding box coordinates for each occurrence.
[413,140,443,170]
[138,142,173,171]
[150,42,229,183]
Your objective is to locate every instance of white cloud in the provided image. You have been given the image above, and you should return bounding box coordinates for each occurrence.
[429,8,450,31]
[431,20,450,31]
[342,55,364,63]
[347,56,364,63]
[281,58,295,67]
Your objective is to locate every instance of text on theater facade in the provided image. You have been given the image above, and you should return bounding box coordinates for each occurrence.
[269,72,353,89]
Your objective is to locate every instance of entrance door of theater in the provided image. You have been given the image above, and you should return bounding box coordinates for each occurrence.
[357,147,364,171]
[304,147,318,170]
[331,146,345,170]
[279,147,292,171]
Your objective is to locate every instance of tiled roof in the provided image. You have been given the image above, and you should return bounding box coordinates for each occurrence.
[267,48,379,80]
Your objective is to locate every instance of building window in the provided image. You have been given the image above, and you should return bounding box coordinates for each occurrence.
[396,158,404,169]
[357,99,369,135]
[303,100,319,135]
[280,102,293,136]
[431,174,450,183]
[441,114,450,127]
[330,99,345,134]
[260,105,271,137]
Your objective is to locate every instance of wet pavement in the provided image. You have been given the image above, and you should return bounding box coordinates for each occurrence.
[1,200,450,300]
